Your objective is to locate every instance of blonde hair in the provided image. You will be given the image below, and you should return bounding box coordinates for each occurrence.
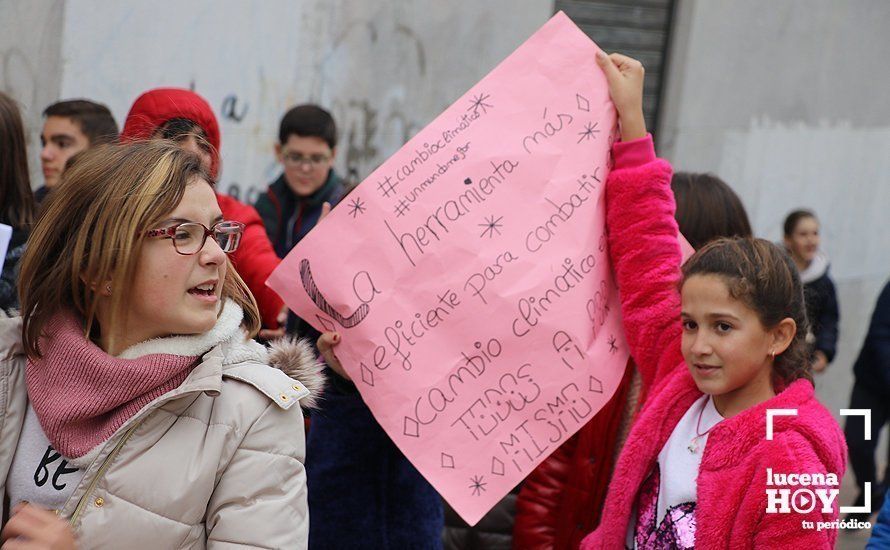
[19,141,260,358]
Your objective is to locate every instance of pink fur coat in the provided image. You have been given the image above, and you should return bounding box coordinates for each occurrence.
[580,136,846,549]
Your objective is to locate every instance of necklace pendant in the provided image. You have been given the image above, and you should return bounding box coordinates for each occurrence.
[688,439,700,454]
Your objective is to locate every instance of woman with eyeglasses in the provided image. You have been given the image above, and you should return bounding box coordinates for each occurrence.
[0,141,320,548]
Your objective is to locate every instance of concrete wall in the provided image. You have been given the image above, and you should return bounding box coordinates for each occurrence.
[658,0,890,421]
[1,0,553,203]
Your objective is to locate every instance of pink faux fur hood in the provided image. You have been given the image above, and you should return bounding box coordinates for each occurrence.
[580,136,846,549]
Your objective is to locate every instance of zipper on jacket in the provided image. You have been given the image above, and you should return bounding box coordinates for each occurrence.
[68,419,143,526]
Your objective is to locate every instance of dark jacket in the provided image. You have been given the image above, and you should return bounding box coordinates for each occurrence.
[853,281,890,391]
[259,171,442,548]
[800,253,840,362]
[254,171,346,259]
[305,389,444,550]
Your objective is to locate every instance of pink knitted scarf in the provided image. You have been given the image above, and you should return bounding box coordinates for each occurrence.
[26,311,200,459]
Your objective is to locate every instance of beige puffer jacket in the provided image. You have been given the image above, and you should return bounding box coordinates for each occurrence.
[0,305,324,549]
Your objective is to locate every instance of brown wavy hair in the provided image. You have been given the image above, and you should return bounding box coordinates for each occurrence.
[19,141,259,358]
[681,237,812,385]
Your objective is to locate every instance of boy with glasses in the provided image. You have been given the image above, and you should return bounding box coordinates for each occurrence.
[255,104,346,260]
[261,106,444,549]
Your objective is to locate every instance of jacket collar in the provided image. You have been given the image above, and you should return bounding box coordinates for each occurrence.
[146,328,325,409]
[111,293,325,408]
[117,299,244,359]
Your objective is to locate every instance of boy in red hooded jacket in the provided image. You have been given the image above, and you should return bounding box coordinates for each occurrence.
[120,88,285,336]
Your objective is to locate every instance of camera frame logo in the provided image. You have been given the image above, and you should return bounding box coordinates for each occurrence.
[765,408,871,531]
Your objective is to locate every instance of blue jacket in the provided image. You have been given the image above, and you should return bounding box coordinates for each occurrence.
[868,489,890,548]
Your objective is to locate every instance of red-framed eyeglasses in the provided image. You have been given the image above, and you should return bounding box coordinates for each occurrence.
[144,220,244,255]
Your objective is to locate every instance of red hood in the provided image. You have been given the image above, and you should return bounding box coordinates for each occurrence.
[120,88,221,177]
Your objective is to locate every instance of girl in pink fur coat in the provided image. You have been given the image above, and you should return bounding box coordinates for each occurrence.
[580,52,847,549]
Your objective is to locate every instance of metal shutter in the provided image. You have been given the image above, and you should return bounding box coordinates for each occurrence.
[556,0,675,134]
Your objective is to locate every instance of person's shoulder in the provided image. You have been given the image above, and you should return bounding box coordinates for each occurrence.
[256,176,285,202]
[202,360,308,444]
[330,171,347,195]
[253,185,278,223]
[220,361,309,412]
[772,381,841,433]
[198,358,308,460]
[217,337,324,415]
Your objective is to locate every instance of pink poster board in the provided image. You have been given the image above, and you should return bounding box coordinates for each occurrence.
[268,11,630,525]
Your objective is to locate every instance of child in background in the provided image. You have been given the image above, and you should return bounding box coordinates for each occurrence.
[783,209,839,373]
[254,104,346,342]
[0,141,318,547]
[255,104,345,260]
[581,52,846,548]
[37,99,118,204]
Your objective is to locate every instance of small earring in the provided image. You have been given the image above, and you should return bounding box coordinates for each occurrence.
[768,350,775,359]
[105,284,112,293]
